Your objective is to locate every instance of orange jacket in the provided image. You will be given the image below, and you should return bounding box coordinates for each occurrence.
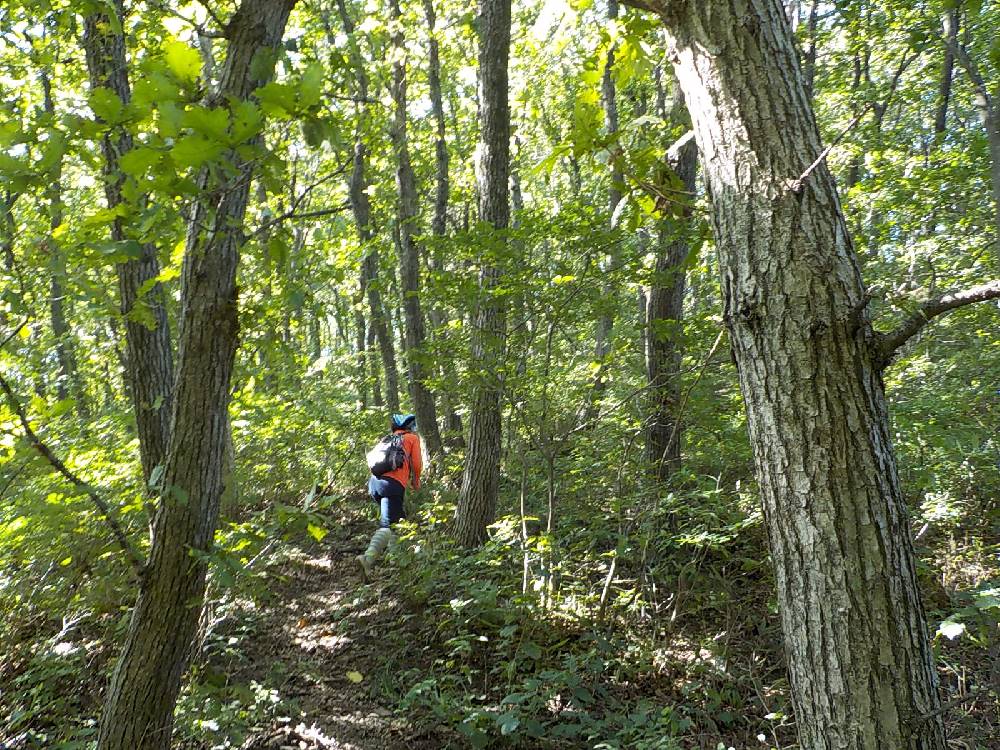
[382,429,422,490]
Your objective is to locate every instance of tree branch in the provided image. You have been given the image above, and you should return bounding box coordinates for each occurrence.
[878,280,1000,363]
[947,35,993,112]
[0,372,146,581]
[250,202,351,239]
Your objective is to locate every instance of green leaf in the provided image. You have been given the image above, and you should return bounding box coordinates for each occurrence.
[120,147,162,177]
[520,641,542,660]
[267,237,288,266]
[182,106,230,142]
[230,101,263,144]
[301,118,325,148]
[498,713,519,736]
[300,62,324,107]
[256,82,297,117]
[148,464,165,491]
[158,101,184,138]
[163,40,202,85]
[307,523,327,541]
[249,46,282,82]
[48,399,76,418]
[89,88,124,123]
[171,135,222,169]
[93,239,143,262]
[346,670,363,683]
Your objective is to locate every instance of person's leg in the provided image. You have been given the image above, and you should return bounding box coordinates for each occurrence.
[358,477,402,579]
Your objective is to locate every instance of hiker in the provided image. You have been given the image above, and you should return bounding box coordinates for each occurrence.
[356,413,423,578]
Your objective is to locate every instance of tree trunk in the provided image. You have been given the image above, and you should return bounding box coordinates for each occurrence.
[646,76,697,479]
[801,0,819,100]
[96,3,295,747]
[621,1,945,747]
[40,70,87,414]
[580,0,623,426]
[423,0,464,444]
[84,1,174,483]
[388,0,443,456]
[335,0,401,413]
[454,0,511,548]
[934,8,958,137]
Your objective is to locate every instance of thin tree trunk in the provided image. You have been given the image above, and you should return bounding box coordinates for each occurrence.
[335,0,401,412]
[84,1,174,483]
[946,18,1000,263]
[388,0,443,455]
[454,0,511,547]
[935,8,958,137]
[581,0,623,426]
[367,322,384,407]
[96,4,295,746]
[39,69,88,414]
[0,190,15,274]
[646,73,696,479]
[802,0,819,100]
[621,1,946,747]
[423,0,464,444]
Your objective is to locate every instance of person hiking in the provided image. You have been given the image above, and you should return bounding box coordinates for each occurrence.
[357,413,423,578]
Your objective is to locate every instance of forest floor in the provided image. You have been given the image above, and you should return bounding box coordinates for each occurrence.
[193,494,1000,750]
[224,505,445,750]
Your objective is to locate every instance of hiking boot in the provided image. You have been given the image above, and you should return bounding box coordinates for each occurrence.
[355,552,375,580]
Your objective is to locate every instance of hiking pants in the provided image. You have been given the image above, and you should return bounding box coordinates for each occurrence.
[368,475,406,529]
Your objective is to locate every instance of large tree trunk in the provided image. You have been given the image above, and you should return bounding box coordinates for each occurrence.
[84,2,174,483]
[335,0,401,413]
[388,0,443,455]
[96,3,295,747]
[622,1,945,747]
[646,76,696,479]
[454,0,511,547]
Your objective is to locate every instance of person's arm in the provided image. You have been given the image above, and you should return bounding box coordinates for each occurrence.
[408,433,423,489]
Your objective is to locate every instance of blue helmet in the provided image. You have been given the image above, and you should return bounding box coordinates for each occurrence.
[391,413,416,430]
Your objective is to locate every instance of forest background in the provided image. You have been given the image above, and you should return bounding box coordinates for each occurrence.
[0,0,998,748]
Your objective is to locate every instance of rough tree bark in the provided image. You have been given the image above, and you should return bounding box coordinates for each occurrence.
[646,74,697,478]
[334,0,401,413]
[454,0,511,547]
[620,0,948,747]
[388,0,443,455]
[96,2,296,747]
[84,1,175,483]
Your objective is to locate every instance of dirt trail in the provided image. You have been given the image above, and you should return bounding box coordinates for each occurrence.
[236,509,443,750]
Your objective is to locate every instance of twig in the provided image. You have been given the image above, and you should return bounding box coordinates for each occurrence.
[0,319,27,350]
[0,372,146,581]
[913,686,991,726]
[252,204,351,239]
[789,103,873,193]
